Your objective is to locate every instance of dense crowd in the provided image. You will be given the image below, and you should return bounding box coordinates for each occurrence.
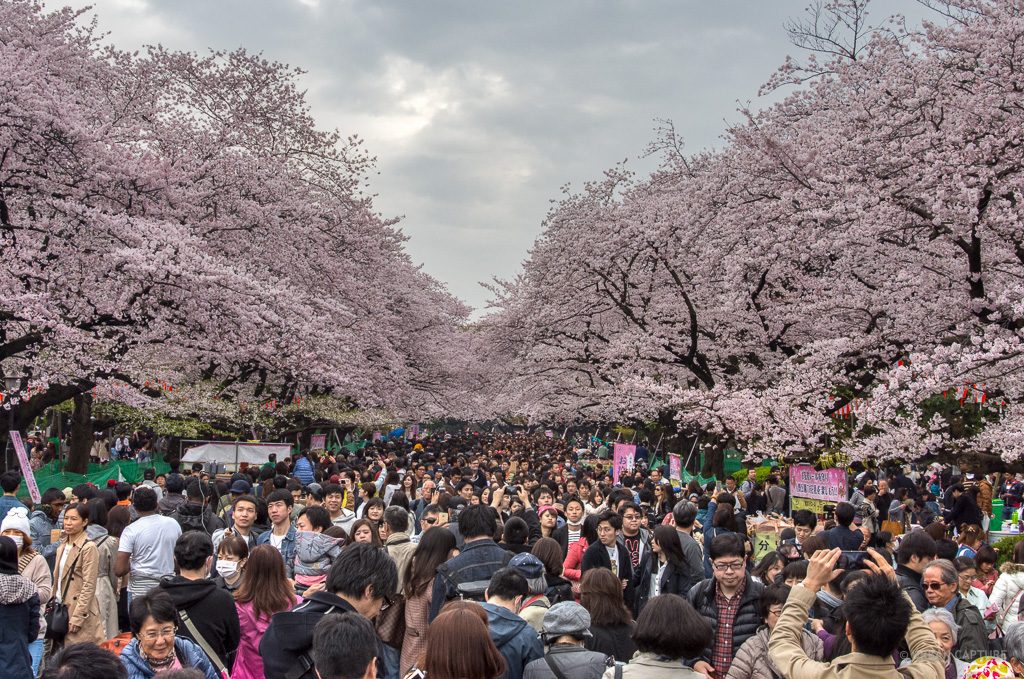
[1,432,1023,679]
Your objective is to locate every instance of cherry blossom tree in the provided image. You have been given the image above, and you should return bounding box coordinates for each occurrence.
[0,1,468,470]
[483,0,1024,464]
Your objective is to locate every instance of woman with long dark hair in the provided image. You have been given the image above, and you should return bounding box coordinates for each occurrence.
[650,524,690,598]
[233,545,300,679]
[652,484,677,523]
[400,527,458,674]
[580,567,636,662]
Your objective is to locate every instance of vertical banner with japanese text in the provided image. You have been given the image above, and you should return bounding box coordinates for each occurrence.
[613,443,636,485]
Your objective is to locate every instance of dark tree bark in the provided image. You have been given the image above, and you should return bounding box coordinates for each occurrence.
[67,391,93,474]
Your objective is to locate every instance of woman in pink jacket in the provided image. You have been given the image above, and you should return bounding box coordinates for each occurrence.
[232,545,300,679]
[563,514,598,599]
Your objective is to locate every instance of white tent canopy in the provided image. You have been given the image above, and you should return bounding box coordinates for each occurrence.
[182,441,291,466]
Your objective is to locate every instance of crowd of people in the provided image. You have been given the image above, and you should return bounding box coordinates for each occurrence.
[1,431,1024,679]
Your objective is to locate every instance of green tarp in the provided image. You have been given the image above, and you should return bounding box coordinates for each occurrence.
[18,456,171,499]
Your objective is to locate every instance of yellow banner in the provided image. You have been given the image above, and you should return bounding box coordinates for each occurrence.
[790,497,832,513]
[752,531,779,561]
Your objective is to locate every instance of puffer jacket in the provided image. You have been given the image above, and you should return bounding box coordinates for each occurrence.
[0,572,40,679]
[687,574,764,665]
[119,636,217,679]
[990,562,1024,629]
[524,644,611,679]
[292,530,344,578]
[725,625,823,679]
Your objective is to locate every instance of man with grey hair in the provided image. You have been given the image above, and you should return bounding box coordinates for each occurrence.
[673,500,705,594]
[922,558,988,661]
[523,601,612,679]
[381,505,416,590]
[1003,622,1024,676]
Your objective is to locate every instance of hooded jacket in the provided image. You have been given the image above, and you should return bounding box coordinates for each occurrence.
[482,601,544,679]
[0,572,40,679]
[259,590,389,679]
[158,574,240,668]
[119,636,218,679]
[292,530,344,578]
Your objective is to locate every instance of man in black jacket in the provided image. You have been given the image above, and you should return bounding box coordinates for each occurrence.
[581,511,635,610]
[171,478,225,535]
[158,531,240,671]
[821,502,866,550]
[896,529,937,612]
[687,532,764,678]
[260,543,398,679]
[618,502,652,616]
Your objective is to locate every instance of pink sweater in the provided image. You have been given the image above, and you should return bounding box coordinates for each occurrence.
[232,595,300,679]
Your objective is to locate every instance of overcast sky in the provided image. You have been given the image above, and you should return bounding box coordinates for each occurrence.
[70,0,929,315]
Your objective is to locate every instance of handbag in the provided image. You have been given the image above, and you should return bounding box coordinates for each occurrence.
[375,593,406,647]
[46,546,82,641]
[881,519,903,536]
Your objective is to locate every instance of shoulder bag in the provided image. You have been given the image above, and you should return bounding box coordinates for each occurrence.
[179,609,231,679]
[45,545,82,641]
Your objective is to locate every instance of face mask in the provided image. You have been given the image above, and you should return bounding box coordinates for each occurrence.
[7,535,22,549]
[215,560,238,578]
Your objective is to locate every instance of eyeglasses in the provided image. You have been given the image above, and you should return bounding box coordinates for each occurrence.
[923,582,950,590]
[767,607,784,617]
[423,517,438,525]
[713,561,745,572]
[141,626,177,641]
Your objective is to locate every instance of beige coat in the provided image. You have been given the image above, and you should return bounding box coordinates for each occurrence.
[19,551,52,641]
[768,584,944,679]
[384,531,416,592]
[55,532,105,645]
[400,586,431,675]
[602,653,706,678]
[91,531,120,640]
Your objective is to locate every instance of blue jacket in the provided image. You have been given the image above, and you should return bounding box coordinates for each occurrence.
[429,538,513,620]
[256,524,298,577]
[293,457,315,485]
[119,636,218,679]
[0,574,39,679]
[481,602,543,679]
[0,496,25,523]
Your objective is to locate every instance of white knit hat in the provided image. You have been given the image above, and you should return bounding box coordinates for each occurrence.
[1,506,31,537]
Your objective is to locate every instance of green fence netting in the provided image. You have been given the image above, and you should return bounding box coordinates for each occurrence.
[19,455,171,498]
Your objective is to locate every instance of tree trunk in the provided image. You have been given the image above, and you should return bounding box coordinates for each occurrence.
[67,392,93,474]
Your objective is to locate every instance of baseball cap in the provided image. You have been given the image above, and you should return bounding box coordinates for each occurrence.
[509,553,545,580]
[229,479,252,494]
[542,601,593,638]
